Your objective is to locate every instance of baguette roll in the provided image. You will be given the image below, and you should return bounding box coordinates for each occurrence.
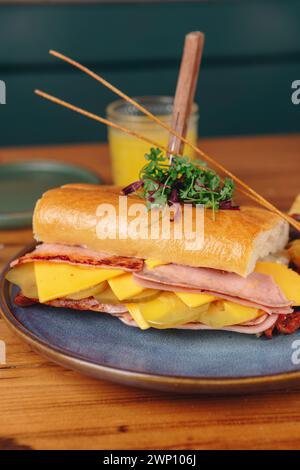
[33,184,289,277]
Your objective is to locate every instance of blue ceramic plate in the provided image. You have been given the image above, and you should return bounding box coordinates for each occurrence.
[1,246,300,394]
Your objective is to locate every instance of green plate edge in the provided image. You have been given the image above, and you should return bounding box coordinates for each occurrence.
[0,160,102,229]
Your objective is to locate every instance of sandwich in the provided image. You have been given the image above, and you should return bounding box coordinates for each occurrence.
[6,183,300,338]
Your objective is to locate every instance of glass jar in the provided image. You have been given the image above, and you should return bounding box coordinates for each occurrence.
[106,96,199,186]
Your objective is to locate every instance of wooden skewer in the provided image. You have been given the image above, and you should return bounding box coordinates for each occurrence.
[35,89,279,214]
[49,49,300,231]
[34,90,277,212]
[35,89,263,205]
[35,89,172,156]
[167,32,204,159]
[169,32,269,213]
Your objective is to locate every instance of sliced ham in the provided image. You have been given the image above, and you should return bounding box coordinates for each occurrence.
[222,315,278,335]
[47,297,128,314]
[240,314,269,327]
[14,292,128,314]
[133,264,291,310]
[12,243,143,272]
[11,244,296,337]
[132,277,293,316]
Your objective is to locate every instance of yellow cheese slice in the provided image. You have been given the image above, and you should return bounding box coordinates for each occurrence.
[108,273,145,301]
[255,261,300,305]
[175,291,215,308]
[34,262,124,303]
[126,304,151,330]
[198,301,260,328]
[6,263,38,299]
[145,259,167,269]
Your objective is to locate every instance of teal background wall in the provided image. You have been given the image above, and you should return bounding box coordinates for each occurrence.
[0,0,300,146]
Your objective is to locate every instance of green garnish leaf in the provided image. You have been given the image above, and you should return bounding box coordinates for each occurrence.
[123,148,237,211]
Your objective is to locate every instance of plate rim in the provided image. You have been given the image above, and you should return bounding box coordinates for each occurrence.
[0,160,101,229]
[1,244,300,394]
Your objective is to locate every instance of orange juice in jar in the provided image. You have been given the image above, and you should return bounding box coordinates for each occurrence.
[106,97,199,186]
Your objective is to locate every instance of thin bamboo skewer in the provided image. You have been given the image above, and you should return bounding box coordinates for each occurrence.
[34,89,270,210]
[35,89,213,177]
[35,89,172,155]
[48,49,300,232]
[34,89,285,217]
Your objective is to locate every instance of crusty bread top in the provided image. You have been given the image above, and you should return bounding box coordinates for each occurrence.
[33,184,289,277]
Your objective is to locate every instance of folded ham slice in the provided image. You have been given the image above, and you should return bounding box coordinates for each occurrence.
[12,245,295,336]
[14,292,293,336]
[133,264,292,313]
[12,243,143,272]
[14,293,128,315]
[133,278,292,315]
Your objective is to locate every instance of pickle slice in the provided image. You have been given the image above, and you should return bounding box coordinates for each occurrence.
[66,281,107,300]
[123,289,160,303]
[6,263,38,299]
[94,287,120,304]
[94,287,159,304]
[134,292,209,329]
[198,301,260,328]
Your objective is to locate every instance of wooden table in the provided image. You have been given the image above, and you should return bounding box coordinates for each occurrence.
[1,134,300,450]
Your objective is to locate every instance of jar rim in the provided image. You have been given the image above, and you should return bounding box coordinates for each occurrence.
[106,96,199,123]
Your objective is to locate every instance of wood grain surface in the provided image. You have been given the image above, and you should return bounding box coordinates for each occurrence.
[1,134,300,450]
